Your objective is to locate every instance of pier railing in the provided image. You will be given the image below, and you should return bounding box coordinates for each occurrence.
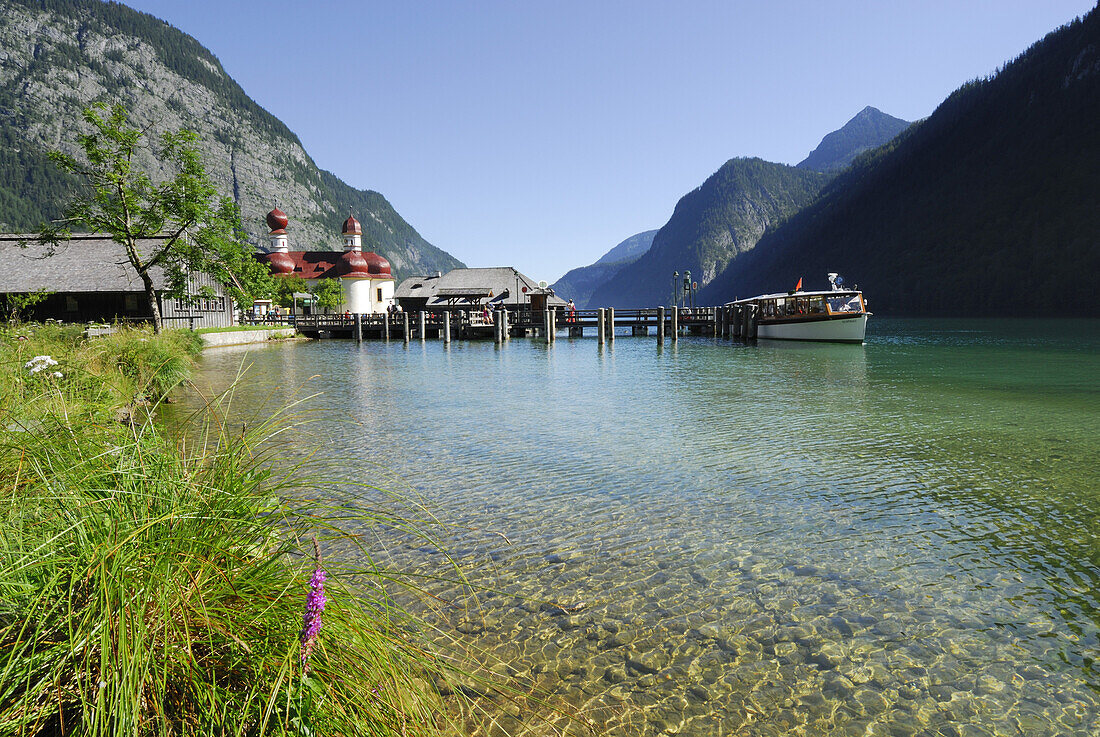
[246,304,759,342]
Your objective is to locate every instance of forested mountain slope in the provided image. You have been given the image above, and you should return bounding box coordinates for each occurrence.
[0,0,463,279]
[551,230,656,307]
[589,159,827,307]
[797,106,910,173]
[701,8,1100,316]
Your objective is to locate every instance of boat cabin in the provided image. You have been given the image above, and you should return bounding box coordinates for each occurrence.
[756,291,866,320]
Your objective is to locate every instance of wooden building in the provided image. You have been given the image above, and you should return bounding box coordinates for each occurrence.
[0,234,236,328]
[394,267,564,312]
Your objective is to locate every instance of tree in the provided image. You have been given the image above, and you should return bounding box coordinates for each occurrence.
[272,275,307,309]
[3,289,52,324]
[313,279,344,313]
[41,103,273,332]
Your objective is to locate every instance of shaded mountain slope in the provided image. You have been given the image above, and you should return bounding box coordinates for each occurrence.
[589,159,828,307]
[797,106,910,173]
[701,8,1100,316]
[551,230,656,307]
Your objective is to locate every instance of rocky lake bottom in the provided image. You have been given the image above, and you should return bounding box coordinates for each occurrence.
[186,318,1100,736]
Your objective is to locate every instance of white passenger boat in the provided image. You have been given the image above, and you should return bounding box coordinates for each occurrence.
[730,273,870,344]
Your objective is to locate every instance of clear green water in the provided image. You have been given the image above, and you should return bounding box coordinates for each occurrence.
[187,319,1100,735]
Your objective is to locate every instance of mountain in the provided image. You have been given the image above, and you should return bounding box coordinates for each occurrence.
[588,159,828,307]
[797,106,911,173]
[593,230,657,266]
[0,0,463,280]
[701,7,1100,316]
[551,230,656,307]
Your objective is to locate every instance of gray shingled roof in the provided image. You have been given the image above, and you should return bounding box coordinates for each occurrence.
[394,273,443,300]
[0,234,170,293]
[395,267,565,307]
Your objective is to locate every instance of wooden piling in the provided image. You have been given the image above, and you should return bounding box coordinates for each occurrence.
[607,307,615,342]
[403,312,410,343]
[494,309,502,344]
[355,313,362,342]
[549,308,556,342]
[597,308,605,344]
[713,307,720,337]
[443,311,451,343]
[657,306,665,345]
[501,309,509,341]
[419,310,426,340]
[383,311,390,340]
[544,310,552,344]
[671,306,678,342]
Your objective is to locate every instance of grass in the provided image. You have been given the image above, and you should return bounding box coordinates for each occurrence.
[0,324,458,736]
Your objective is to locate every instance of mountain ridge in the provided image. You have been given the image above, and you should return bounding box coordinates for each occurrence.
[551,230,657,307]
[700,8,1100,316]
[0,0,464,279]
[587,158,828,307]
[797,106,911,172]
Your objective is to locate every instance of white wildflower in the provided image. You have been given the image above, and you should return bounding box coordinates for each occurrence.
[52,371,63,379]
[24,356,59,374]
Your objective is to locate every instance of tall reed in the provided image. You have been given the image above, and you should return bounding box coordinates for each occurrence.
[0,325,455,735]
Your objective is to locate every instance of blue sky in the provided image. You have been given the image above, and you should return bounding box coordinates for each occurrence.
[124,0,1095,281]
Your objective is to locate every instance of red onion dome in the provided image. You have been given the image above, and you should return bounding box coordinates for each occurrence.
[341,214,362,235]
[339,250,371,276]
[364,252,391,276]
[267,251,295,275]
[266,207,288,232]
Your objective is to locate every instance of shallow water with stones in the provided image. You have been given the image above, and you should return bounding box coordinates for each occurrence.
[185,318,1100,736]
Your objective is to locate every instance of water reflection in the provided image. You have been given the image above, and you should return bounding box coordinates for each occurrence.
[183,322,1100,735]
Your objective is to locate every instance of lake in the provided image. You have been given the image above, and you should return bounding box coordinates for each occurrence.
[186,319,1100,736]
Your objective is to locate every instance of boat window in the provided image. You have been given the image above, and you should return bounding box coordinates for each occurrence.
[809,296,825,314]
[827,295,863,313]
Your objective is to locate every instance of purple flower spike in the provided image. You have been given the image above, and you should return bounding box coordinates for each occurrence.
[299,538,327,670]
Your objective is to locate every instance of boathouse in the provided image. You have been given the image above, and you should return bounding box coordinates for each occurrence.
[0,233,236,327]
[394,267,564,312]
[255,208,395,314]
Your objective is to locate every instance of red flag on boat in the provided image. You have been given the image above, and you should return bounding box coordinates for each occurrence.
[794,277,803,291]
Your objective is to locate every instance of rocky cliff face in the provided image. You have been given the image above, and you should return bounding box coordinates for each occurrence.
[0,0,463,278]
[588,159,827,307]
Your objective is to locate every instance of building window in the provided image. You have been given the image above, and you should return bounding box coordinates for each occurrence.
[377,287,383,301]
[125,294,139,312]
[65,296,78,312]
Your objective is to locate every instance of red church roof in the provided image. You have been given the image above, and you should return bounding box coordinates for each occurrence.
[341,215,362,235]
[256,250,392,279]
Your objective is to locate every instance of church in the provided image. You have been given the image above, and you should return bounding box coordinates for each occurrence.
[255,207,395,314]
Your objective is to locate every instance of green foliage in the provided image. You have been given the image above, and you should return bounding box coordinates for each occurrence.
[0,325,455,735]
[43,103,273,331]
[84,326,203,399]
[701,7,1100,316]
[273,275,308,308]
[313,278,344,312]
[2,289,52,324]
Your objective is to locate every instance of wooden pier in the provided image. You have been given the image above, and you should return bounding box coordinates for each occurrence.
[273,304,760,343]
